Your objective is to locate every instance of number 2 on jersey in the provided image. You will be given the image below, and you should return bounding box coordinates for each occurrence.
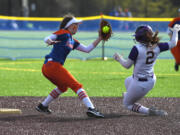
[146,51,154,64]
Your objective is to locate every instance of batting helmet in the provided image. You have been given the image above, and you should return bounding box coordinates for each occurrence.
[134,25,153,44]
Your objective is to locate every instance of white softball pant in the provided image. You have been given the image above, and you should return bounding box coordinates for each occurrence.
[123,75,156,110]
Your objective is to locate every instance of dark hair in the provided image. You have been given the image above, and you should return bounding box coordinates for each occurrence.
[135,25,160,47]
[60,14,74,29]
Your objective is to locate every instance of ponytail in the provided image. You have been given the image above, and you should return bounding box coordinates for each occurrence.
[59,14,74,29]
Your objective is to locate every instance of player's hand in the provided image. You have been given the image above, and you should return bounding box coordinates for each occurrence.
[47,39,61,45]
[113,52,122,61]
[173,24,180,32]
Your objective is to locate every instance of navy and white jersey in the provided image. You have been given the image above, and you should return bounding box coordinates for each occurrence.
[128,42,169,78]
[45,29,80,65]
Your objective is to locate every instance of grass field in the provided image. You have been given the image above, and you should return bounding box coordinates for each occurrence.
[0,58,179,97]
[0,31,179,97]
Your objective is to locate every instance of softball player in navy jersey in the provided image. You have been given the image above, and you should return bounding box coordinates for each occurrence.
[36,14,104,118]
[113,24,180,116]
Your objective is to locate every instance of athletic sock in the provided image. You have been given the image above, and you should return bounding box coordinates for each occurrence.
[138,106,149,114]
[76,88,95,109]
[131,103,149,114]
[42,88,62,107]
[42,95,53,107]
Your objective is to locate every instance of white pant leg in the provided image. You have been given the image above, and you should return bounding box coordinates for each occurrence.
[123,76,156,108]
[125,76,133,90]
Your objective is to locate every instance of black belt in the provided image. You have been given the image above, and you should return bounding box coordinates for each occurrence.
[133,75,153,82]
[138,78,148,81]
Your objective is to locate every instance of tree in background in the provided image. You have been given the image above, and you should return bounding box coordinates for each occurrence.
[0,0,179,17]
[112,0,179,17]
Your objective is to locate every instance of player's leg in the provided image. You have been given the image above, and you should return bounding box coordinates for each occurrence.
[36,87,63,114]
[123,76,133,97]
[175,42,180,70]
[38,61,104,117]
[75,88,103,118]
[123,77,156,115]
[123,81,150,114]
[171,42,180,71]
[60,66,104,118]
[36,62,68,114]
[42,87,63,105]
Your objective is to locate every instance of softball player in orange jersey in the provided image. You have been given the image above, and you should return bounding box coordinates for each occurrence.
[167,8,180,71]
[36,14,104,118]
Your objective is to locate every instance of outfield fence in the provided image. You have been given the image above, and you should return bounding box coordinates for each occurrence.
[0,15,173,60]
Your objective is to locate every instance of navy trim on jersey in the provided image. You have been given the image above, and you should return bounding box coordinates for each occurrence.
[128,46,138,61]
[44,30,80,65]
[171,21,180,27]
[73,39,80,50]
[158,42,169,52]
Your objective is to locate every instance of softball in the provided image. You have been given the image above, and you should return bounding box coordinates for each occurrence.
[102,26,110,33]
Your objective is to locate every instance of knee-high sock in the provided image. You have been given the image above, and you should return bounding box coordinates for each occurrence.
[42,88,62,107]
[76,88,95,109]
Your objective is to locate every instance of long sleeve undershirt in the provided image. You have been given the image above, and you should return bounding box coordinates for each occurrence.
[44,34,96,53]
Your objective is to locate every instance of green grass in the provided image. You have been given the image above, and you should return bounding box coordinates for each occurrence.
[0,59,179,97]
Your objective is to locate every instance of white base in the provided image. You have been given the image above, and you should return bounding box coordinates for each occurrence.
[0,108,22,114]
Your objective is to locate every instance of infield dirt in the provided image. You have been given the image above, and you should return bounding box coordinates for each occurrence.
[0,97,179,135]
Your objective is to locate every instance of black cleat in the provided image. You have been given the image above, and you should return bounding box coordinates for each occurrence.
[36,103,52,114]
[86,108,104,118]
[175,63,179,71]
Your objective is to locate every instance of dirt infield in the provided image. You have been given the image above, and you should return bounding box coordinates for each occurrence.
[0,97,179,135]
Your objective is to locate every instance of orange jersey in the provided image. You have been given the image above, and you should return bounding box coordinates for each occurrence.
[45,29,80,65]
[168,17,180,64]
[168,17,180,27]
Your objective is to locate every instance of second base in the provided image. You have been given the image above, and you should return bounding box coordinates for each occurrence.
[0,108,22,114]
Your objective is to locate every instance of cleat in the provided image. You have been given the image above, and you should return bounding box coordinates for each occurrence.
[86,108,104,118]
[36,103,52,114]
[149,108,168,116]
[175,63,179,71]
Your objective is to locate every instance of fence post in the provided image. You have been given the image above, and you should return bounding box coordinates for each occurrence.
[100,13,106,60]
[102,40,105,60]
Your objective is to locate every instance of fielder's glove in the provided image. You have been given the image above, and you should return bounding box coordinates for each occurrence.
[99,19,112,41]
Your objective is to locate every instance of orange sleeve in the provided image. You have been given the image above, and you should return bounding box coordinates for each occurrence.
[53,29,71,35]
[168,17,180,27]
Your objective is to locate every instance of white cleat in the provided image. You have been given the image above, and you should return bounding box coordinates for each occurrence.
[149,108,168,116]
